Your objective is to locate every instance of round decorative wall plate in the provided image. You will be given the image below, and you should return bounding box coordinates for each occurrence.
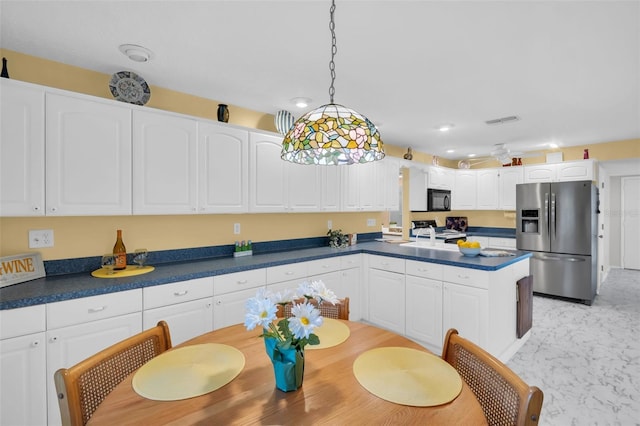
[109,71,151,105]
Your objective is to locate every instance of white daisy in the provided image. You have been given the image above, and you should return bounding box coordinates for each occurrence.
[244,294,277,330]
[288,301,323,339]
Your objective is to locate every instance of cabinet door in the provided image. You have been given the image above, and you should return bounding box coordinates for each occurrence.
[320,166,341,211]
[143,298,213,346]
[357,162,376,210]
[476,169,499,210]
[198,123,249,213]
[383,159,401,211]
[452,170,477,210]
[368,268,405,335]
[0,81,45,217]
[249,132,288,212]
[133,110,198,214]
[557,160,594,182]
[339,267,361,321]
[46,94,132,215]
[498,167,523,210]
[442,282,487,349]
[0,333,47,426]
[287,162,321,212]
[406,275,442,348]
[409,166,428,211]
[46,313,142,426]
[524,164,557,183]
[340,164,360,211]
[213,287,261,330]
[428,166,454,190]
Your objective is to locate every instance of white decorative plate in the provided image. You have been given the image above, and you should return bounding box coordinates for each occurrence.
[109,71,151,105]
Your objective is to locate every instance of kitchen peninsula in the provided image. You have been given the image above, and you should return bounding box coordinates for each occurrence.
[1,237,530,425]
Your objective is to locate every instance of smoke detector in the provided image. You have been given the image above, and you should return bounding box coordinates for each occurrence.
[119,44,153,63]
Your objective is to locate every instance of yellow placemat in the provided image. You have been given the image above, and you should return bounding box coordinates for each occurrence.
[353,347,462,407]
[91,265,154,278]
[132,343,245,401]
[308,318,350,350]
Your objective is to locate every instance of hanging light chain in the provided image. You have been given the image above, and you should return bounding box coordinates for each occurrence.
[328,0,337,104]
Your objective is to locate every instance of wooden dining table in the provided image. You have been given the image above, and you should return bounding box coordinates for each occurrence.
[88,321,487,425]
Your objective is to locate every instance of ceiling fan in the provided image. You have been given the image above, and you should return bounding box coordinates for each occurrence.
[457,143,543,169]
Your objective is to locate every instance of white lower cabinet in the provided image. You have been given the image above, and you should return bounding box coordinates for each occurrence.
[142,278,214,345]
[46,312,142,425]
[45,290,142,425]
[308,255,362,321]
[405,260,443,351]
[213,269,267,330]
[368,257,406,335]
[0,305,47,426]
[442,281,488,348]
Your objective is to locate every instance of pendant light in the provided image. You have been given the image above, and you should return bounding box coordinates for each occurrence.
[281,0,385,165]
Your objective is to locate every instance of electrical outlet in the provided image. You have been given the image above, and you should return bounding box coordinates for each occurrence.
[367,218,376,227]
[233,223,241,234]
[327,220,332,230]
[29,229,54,248]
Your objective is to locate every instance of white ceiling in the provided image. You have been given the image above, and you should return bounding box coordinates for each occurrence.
[1,0,638,161]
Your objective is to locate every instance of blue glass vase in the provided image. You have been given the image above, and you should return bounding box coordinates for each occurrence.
[264,337,305,392]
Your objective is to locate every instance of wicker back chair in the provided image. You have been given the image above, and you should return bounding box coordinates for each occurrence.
[54,321,172,426]
[279,297,350,320]
[442,328,543,426]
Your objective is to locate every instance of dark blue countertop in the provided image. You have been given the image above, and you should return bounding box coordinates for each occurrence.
[0,241,530,310]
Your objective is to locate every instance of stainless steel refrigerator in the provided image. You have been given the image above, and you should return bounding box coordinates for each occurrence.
[516,180,598,305]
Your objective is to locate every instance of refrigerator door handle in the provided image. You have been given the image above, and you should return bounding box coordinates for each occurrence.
[537,255,586,263]
[550,192,556,239]
[544,193,549,234]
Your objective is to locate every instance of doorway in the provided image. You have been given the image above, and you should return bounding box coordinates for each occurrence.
[621,176,640,270]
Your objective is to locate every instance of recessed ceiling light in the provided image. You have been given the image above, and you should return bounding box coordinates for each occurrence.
[291,97,312,108]
[549,143,559,149]
[446,149,455,154]
[468,153,476,158]
[437,124,455,132]
[119,44,153,62]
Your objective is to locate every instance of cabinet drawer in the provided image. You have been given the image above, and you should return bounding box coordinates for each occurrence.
[213,269,266,295]
[405,260,443,281]
[307,257,341,276]
[340,254,361,269]
[266,263,308,285]
[47,289,142,329]
[143,277,214,310]
[489,237,516,249]
[368,254,405,274]
[443,266,490,289]
[0,305,46,339]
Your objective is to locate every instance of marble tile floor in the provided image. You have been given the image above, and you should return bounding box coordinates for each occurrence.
[507,268,640,426]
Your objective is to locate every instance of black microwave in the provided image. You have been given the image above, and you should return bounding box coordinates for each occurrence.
[428,188,451,211]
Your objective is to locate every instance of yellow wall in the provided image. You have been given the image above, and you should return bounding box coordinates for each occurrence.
[0,49,638,259]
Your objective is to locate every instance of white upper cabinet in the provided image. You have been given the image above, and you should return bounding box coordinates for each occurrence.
[498,167,523,210]
[287,162,322,212]
[249,132,288,212]
[198,123,249,213]
[557,159,595,181]
[476,169,499,210]
[133,110,198,214]
[452,170,477,210]
[428,166,454,190]
[46,93,132,216]
[382,158,400,211]
[0,80,45,217]
[409,165,428,211]
[320,166,341,211]
[524,160,595,183]
[341,162,377,211]
[249,132,321,212]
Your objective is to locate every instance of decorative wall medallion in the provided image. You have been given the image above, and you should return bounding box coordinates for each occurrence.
[109,71,151,105]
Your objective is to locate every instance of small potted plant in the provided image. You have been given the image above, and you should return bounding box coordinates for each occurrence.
[327,229,349,248]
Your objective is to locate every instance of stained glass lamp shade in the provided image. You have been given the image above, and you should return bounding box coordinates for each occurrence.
[281,103,385,165]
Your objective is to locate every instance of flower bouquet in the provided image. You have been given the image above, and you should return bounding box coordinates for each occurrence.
[244,280,338,391]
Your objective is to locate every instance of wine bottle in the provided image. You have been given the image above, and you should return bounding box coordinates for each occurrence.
[113,229,127,270]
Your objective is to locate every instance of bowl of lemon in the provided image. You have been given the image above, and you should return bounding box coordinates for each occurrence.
[457,240,482,257]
